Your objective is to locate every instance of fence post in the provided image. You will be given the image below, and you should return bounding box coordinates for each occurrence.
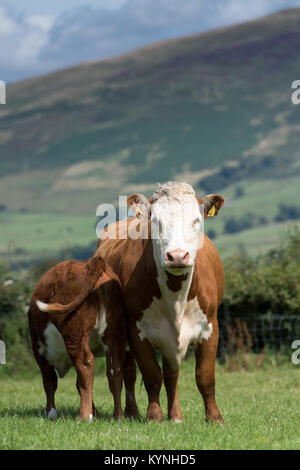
[0,81,6,105]
[0,340,6,365]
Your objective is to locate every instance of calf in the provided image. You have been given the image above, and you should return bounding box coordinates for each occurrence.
[28,255,126,421]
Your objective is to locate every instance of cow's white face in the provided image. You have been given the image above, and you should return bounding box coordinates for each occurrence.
[150,195,203,274]
[127,182,224,278]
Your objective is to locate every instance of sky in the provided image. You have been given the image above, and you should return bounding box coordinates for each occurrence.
[1,0,300,83]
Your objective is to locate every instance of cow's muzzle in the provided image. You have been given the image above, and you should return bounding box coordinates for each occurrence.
[164,249,191,268]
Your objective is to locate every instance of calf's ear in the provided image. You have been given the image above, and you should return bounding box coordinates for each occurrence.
[196,194,225,218]
[127,194,151,219]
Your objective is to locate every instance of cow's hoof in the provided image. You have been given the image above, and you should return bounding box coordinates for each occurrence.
[113,412,125,422]
[45,408,57,420]
[147,403,163,422]
[124,405,140,420]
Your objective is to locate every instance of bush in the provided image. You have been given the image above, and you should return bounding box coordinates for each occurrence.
[234,186,245,198]
[274,204,300,222]
[207,229,216,240]
[221,228,300,317]
[224,215,254,233]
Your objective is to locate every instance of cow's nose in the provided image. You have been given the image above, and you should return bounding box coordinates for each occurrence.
[165,249,191,266]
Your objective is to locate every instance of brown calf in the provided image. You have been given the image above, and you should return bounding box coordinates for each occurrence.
[28,255,126,420]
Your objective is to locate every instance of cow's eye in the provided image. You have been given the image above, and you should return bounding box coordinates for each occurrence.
[193,218,200,226]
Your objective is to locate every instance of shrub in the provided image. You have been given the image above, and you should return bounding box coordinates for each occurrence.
[222,228,300,317]
[234,186,245,198]
[274,204,300,222]
[224,216,254,234]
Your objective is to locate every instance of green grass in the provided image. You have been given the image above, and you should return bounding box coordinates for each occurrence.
[0,359,299,450]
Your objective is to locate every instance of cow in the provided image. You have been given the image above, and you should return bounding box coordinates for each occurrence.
[28,255,126,421]
[96,181,225,423]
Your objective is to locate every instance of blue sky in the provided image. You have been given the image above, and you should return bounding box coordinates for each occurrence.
[1,0,300,83]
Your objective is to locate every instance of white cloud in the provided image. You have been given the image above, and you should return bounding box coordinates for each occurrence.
[1,0,300,83]
[0,4,19,36]
[25,15,55,31]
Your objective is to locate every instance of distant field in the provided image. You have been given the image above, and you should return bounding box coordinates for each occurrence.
[0,359,299,450]
[1,174,299,265]
[0,211,96,265]
[214,219,300,257]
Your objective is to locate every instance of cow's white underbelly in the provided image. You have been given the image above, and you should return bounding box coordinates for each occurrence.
[137,297,212,370]
[39,309,107,378]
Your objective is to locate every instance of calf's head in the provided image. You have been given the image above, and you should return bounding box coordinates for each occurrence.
[127,182,224,275]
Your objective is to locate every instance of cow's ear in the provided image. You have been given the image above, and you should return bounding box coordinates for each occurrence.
[127,194,151,219]
[197,194,225,218]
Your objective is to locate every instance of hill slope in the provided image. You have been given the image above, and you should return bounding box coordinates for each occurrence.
[1,8,300,262]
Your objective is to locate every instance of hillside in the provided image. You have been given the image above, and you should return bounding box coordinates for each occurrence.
[1,8,300,263]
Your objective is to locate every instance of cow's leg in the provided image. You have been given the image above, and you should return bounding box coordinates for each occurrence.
[130,332,163,422]
[124,349,139,418]
[195,319,224,424]
[162,357,183,423]
[102,312,126,420]
[104,346,124,420]
[66,338,94,420]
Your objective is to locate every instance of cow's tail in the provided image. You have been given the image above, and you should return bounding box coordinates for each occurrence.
[36,255,105,315]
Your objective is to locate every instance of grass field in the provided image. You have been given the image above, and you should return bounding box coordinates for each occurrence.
[0,358,299,450]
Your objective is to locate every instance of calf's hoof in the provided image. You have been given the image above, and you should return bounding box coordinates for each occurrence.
[171,417,184,423]
[45,408,57,420]
[169,409,184,423]
[205,411,225,425]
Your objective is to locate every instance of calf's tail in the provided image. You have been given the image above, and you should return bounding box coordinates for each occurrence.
[36,255,105,314]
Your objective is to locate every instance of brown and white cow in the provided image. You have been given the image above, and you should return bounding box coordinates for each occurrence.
[96,182,225,423]
[28,255,126,421]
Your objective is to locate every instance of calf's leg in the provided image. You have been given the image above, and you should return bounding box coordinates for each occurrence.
[29,324,58,419]
[66,338,95,420]
[38,357,58,419]
[76,377,99,418]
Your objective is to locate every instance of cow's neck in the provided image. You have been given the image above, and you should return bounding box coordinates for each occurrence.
[153,252,194,331]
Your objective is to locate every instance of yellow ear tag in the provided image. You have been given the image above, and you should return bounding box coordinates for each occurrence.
[207,205,216,218]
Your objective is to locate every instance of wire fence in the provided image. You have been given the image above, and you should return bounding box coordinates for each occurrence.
[217,314,300,359]
[1,311,300,362]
